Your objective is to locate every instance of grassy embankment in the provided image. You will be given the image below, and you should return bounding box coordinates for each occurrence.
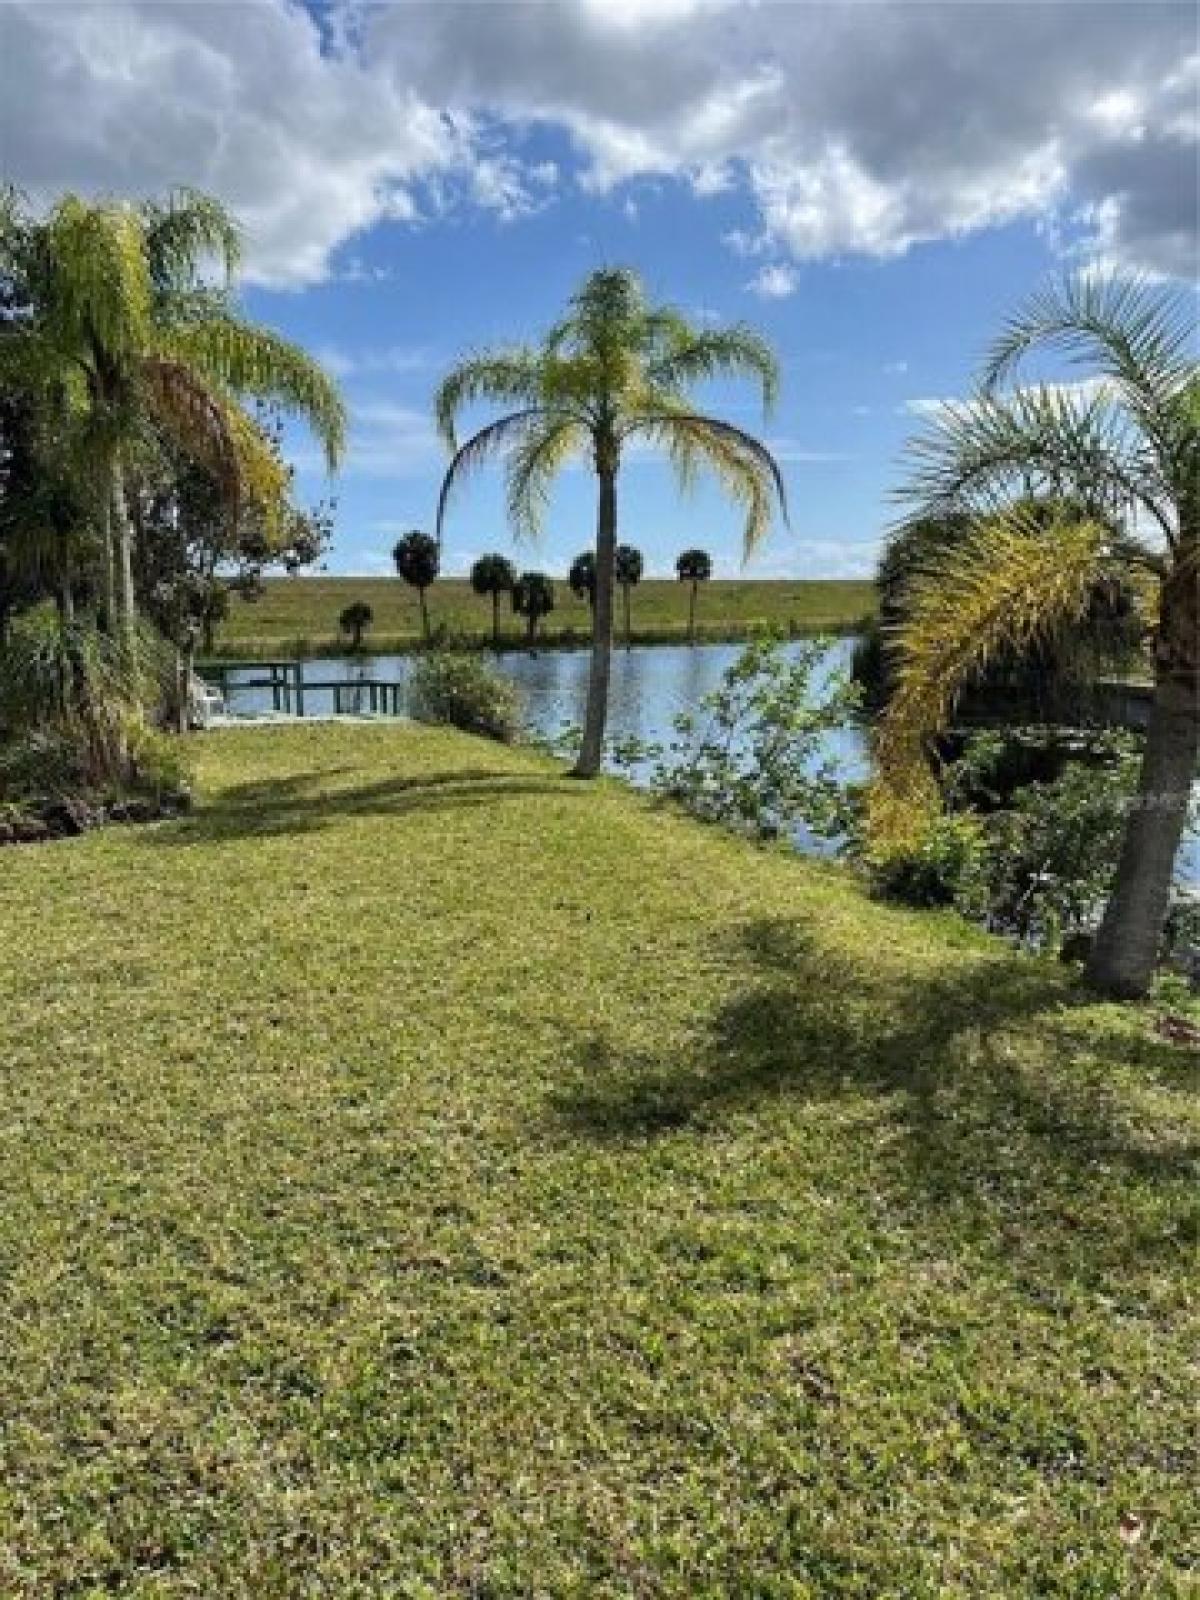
[211,575,876,659]
[1,721,1196,1595]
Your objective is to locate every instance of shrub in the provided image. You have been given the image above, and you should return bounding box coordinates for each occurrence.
[408,653,520,743]
[610,637,860,841]
[869,814,990,910]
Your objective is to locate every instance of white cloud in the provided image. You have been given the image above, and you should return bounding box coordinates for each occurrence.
[748,263,799,299]
[314,345,433,380]
[294,400,443,481]
[902,376,1114,419]
[2,0,1193,286]
[882,361,909,376]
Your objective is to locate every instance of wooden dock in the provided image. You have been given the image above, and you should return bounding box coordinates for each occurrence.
[198,660,405,717]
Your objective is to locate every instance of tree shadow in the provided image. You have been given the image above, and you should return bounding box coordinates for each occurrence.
[142,766,583,845]
[551,915,1199,1284]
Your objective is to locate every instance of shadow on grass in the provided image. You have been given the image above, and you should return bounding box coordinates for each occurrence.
[144,765,581,844]
[552,915,1199,1280]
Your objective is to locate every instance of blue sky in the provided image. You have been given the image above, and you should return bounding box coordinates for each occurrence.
[5,0,1194,578]
[252,189,1070,579]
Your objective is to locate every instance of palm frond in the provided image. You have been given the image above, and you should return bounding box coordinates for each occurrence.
[141,357,242,512]
[985,273,1197,406]
[630,410,788,557]
[505,416,588,541]
[869,511,1107,846]
[140,188,242,291]
[161,316,346,470]
[435,409,552,545]
[646,326,780,415]
[44,196,153,362]
[434,352,545,450]
[141,359,289,534]
[900,383,1174,544]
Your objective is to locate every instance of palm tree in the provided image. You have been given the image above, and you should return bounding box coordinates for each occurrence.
[568,550,597,614]
[434,268,785,776]
[676,547,712,643]
[0,189,345,650]
[339,600,373,652]
[512,571,555,650]
[873,274,1198,999]
[470,553,516,647]
[392,529,439,641]
[615,543,643,649]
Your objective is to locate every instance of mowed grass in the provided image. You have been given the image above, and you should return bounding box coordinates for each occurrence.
[1,723,1197,1597]
[213,575,875,658]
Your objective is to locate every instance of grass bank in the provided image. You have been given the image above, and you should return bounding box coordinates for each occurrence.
[1,723,1196,1595]
[213,575,875,658]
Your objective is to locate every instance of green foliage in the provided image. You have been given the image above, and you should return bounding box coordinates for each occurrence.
[610,636,860,840]
[435,266,785,557]
[408,652,520,743]
[511,571,555,643]
[869,814,991,911]
[468,553,516,598]
[615,544,643,587]
[873,729,1196,962]
[392,530,439,592]
[338,600,373,649]
[675,547,712,584]
[567,550,596,605]
[957,731,1145,950]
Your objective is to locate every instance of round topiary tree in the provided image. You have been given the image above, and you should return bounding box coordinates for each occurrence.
[512,571,555,650]
[339,600,374,652]
[675,548,712,643]
[470,553,517,647]
[392,529,440,641]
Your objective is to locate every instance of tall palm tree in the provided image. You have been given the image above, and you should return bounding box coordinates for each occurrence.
[392,529,439,641]
[568,550,597,614]
[615,543,643,649]
[434,268,786,775]
[512,571,555,650]
[0,188,345,648]
[873,274,1197,999]
[676,547,712,642]
[470,552,517,647]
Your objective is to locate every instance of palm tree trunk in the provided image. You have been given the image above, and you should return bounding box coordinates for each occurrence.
[100,497,117,635]
[492,591,500,648]
[1085,567,1199,998]
[110,464,136,649]
[419,587,431,643]
[688,580,698,644]
[573,462,617,777]
[623,583,631,650]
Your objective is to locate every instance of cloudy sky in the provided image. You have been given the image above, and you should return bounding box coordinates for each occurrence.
[3,0,1195,577]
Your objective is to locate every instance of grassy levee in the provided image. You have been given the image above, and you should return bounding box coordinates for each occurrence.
[1,722,1196,1594]
[213,575,876,658]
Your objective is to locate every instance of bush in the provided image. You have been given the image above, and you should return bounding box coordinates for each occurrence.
[610,636,860,841]
[408,653,520,743]
[869,814,990,910]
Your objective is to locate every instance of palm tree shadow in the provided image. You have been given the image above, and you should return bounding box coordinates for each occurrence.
[142,765,583,845]
[551,915,1199,1283]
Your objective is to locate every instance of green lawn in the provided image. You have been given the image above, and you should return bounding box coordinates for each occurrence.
[213,576,876,658]
[1,723,1196,1596]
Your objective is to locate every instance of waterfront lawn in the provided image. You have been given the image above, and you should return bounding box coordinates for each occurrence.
[213,575,876,657]
[0,722,1196,1596]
